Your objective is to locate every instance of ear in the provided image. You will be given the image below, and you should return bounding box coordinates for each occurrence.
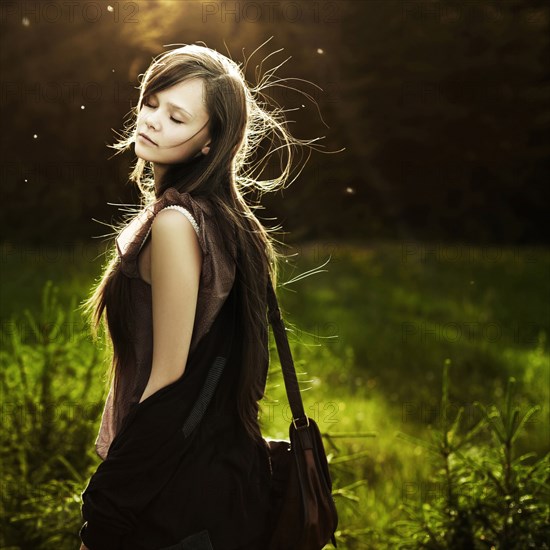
[201,142,211,156]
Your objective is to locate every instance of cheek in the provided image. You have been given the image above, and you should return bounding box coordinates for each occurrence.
[160,130,199,162]
[168,128,197,149]
[135,112,149,133]
[136,107,146,121]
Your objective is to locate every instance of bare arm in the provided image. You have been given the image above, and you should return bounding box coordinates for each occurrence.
[139,208,203,403]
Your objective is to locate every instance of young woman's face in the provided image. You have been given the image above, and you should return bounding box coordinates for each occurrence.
[135,78,211,165]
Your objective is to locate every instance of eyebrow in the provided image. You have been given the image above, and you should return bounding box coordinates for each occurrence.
[150,94,194,119]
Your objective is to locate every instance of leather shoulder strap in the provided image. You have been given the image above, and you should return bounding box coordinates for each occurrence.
[266,277,306,424]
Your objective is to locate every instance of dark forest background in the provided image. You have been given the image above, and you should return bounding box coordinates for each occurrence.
[1,0,549,245]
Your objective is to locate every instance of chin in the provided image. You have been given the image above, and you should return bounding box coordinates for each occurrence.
[134,145,156,162]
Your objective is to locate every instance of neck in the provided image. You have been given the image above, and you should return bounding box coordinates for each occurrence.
[153,163,168,194]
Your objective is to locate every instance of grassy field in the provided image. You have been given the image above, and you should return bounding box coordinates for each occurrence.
[1,239,548,549]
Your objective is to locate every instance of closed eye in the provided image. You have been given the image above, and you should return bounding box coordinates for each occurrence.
[142,101,184,124]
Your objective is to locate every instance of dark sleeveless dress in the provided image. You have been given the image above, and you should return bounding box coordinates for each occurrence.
[79,188,272,550]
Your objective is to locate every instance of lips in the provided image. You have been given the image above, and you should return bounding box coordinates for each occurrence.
[138,132,157,145]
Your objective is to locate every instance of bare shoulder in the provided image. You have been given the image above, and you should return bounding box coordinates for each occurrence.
[152,207,196,230]
[150,208,203,272]
[151,208,201,249]
[138,209,202,285]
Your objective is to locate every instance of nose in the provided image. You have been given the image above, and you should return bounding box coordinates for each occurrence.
[143,110,160,131]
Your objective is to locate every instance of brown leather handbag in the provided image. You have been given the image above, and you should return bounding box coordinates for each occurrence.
[262,278,339,549]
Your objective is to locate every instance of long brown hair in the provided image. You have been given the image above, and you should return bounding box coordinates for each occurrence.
[80,41,324,441]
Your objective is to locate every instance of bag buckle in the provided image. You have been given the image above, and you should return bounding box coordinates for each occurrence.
[292,416,310,430]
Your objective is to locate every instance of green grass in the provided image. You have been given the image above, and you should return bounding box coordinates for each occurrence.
[0,240,548,549]
[278,241,549,448]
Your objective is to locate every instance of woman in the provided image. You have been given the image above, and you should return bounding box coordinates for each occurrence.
[78,42,321,549]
